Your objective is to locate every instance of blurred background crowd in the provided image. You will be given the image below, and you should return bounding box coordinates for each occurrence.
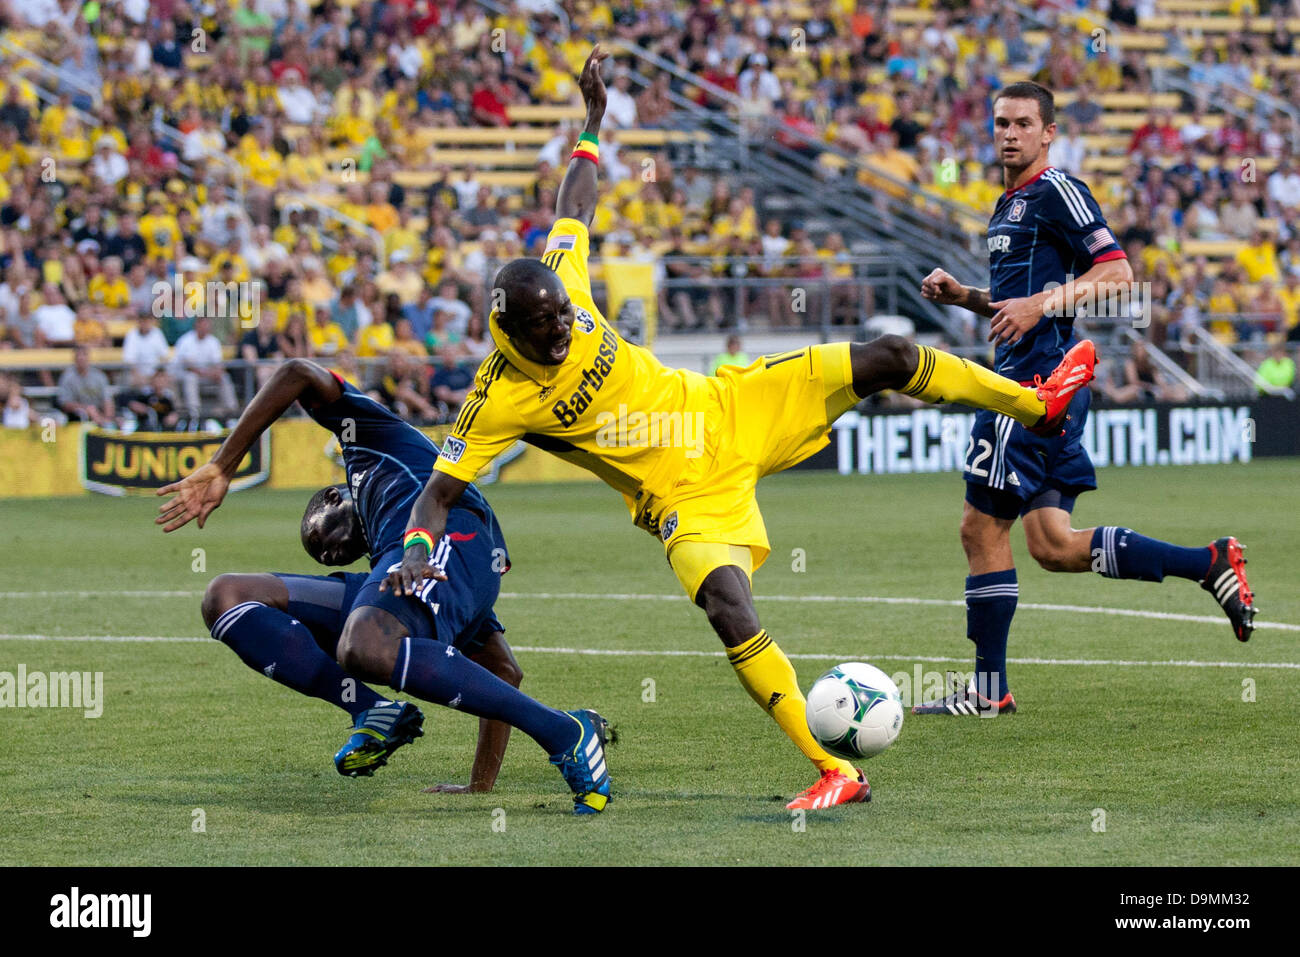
[0,0,1297,433]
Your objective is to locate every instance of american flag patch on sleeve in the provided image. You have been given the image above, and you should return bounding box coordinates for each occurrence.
[1084,228,1114,253]
[545,234,577,253]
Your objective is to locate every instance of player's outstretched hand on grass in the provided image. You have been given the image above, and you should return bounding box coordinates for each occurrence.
[156,462,231,532]
[380,549,448,596]
[421,782,489,794]
[579,45,610,122]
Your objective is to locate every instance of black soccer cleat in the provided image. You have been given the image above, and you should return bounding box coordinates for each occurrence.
[912,674,1017,716]
[1201,536,1256,642]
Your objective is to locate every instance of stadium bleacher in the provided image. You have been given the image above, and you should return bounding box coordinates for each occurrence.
[0,0,1297,431]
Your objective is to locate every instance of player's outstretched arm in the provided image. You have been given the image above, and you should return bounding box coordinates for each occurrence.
[383,469,470,596]
[423,632,521,794]
[921,267,997,318]
[554,45,609,228]
[988,255,1134,345]
[155,358,343,532]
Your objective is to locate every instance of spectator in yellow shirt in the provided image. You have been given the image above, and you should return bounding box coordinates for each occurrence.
[533,49,579,103]
[366,181,400,233]
[209,239,251,285]
[56,115,93,163]
[376,252,424,305]
[356,317,396,358]
[711,197,758,242]
[1278,272,1300,331]
[308,311,349,356]
[1207,278,1241,343]
[139,199,182,261]
[87,256,131,310]
[73,306,110,347]
[1236,229,1280,283]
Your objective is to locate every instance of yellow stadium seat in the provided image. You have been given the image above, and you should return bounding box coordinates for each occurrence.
[506,104,586,124]
[429,148,540,167]
[1183,240,1246,259]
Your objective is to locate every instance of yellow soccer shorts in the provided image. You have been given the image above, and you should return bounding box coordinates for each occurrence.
[665,343,859,600]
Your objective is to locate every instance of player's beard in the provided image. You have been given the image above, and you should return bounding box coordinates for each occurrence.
[1001,145,1039,179]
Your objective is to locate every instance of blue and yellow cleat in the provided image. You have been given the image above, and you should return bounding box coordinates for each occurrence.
[549,709,612,815]
[334,701,425,777]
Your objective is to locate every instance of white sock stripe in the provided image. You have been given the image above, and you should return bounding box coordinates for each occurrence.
[1103,526,1118,578]
[212,601,265,640]
[995,413,1012,488]
[965,585,1020,596]
[398,635,411,692]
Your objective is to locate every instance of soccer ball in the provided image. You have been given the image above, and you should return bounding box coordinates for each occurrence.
[805,663,904,759]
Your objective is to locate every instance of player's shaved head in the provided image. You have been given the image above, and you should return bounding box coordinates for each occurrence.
[301,484,367,566]
[492,258,576,365]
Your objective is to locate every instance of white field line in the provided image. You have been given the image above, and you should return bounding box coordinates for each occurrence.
[0,637,1296,671]
[2,588,1298,633]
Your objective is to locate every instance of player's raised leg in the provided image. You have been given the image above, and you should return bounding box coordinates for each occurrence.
[336,605,611,814]
[845,334,1097,435]
[674,544,870,810]
[1022,510,1256,641]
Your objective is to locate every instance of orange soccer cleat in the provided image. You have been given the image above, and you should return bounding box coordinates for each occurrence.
[1029,339,1097,436]
[785,768,871,811]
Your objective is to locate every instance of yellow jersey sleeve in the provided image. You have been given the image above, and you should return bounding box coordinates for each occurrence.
[539,217,592,300]
[435,351,524,483]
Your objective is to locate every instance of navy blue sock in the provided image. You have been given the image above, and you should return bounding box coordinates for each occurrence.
[390,636,576,755]
[965,570,1018,700]
[1090,527,1212,583]
[211,602,383,717]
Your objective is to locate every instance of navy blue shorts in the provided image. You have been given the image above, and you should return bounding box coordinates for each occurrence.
[963,387,1097,521]
[275,510,505,656]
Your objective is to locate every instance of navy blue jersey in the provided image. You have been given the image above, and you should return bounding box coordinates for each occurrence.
[306,376,507,567]
[986,167,1125,381]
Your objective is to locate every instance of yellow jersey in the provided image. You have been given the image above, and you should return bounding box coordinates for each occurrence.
[435,218,716,530]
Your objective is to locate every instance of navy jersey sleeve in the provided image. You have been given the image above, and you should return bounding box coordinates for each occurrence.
[306,374,425,455]
[1038,171,1126,268]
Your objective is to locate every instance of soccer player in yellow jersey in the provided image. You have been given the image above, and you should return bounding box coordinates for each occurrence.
[384,47,1098,811]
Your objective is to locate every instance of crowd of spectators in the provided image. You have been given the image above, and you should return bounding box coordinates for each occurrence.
[1,0,1299,431]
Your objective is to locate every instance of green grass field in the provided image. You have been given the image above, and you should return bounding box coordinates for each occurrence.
[2,462,1297,866]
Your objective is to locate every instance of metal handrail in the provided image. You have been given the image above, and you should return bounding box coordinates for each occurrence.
[1117,325,1220,399]
[279,192,387,268]
[610,40,989,251]
[1184,325,1294,398]
[0,35,102,110]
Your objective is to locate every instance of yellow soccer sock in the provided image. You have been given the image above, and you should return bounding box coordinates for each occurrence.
[901,345,1046,426]
[727,631,858,778]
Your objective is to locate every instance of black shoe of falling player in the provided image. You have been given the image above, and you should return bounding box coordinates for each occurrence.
[1201,536,1256,642]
